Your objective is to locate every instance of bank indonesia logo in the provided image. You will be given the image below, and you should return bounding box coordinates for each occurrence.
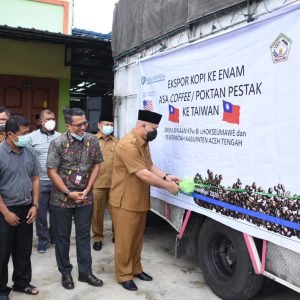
[141,74,166,85]
[141,76,146,85]
[270,33,292,63]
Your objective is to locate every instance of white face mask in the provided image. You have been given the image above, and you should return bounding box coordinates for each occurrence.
[44,120,56,131]
[101,125,113,136]
[71,132,85,141]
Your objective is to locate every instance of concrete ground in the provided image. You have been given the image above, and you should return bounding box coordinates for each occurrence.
[7,212,300,300]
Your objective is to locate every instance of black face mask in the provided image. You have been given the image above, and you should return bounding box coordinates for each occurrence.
[146,129,157,142]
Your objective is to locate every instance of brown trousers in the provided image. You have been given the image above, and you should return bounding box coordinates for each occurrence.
[111,206,147,282]
[92,188,113,242]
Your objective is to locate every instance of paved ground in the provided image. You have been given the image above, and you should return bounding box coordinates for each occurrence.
[7,213,300,300]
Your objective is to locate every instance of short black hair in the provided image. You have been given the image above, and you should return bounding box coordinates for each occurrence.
[5,115,29,134]
[63,108,85,124]
[0,106,11,117]
[40,109,55,120]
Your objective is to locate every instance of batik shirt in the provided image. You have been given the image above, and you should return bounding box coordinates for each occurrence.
[47,131,103,208]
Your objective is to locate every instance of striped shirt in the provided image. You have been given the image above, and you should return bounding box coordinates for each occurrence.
[29,128,61,180]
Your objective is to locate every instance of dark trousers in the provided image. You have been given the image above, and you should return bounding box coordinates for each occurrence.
[36,180,54,245]
[0,205,33,296]
[51,205,93,276]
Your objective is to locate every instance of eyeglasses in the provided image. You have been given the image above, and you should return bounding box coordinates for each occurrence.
[70,121,89,129]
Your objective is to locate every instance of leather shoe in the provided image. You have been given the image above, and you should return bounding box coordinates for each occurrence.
[78,274,103,287]
[134,272,153,281]
[120,280,137,291]
[62,274,74,290]
[93,241,102,251]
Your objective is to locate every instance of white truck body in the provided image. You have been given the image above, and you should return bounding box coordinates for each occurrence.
[112,1,300,298]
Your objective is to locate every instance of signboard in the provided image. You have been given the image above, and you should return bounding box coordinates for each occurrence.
[138,4,300,253]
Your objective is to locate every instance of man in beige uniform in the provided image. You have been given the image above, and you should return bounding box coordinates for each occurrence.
[92,114,118,251]
[0,107,10,142]
[110,110,180,291]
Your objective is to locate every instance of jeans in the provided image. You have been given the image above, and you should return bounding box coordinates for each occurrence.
[36,180,54,245]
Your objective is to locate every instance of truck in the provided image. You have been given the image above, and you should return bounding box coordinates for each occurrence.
[111,0,300,299]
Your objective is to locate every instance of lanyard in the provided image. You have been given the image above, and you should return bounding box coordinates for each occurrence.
[65,136,86,173]
[75,142,84,172]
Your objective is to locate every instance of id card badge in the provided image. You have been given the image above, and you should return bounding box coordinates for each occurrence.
[74,174,83,185]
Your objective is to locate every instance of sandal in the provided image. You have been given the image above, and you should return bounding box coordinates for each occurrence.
[12,284,39,295]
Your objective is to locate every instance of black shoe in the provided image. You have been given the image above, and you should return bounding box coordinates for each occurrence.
[78,274,103,287]
[93,241,102,251]
[62,274,74,290]
[120,280,137,291]
[112,237,115,243]
[134,272,153,281]
[48,240,55,247]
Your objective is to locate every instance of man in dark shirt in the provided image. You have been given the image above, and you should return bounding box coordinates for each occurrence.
[47,108,103,290]
[0,116,41,300]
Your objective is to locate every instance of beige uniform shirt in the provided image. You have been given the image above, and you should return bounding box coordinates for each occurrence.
[93,132,118,188]
[0,132,5,142]
[109,130,153,212]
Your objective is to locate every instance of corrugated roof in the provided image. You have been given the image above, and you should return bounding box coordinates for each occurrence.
[0,25,110,45]
[72,28,112,40]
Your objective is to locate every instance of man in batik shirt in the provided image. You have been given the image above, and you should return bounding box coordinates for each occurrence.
[47,108,103,290]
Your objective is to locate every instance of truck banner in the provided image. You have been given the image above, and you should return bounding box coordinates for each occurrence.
[138,4,300,253]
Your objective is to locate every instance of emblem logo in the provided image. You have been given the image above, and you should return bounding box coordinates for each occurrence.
[270,33,292,63]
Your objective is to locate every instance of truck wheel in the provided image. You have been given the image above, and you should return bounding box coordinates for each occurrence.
[198,219,263,300]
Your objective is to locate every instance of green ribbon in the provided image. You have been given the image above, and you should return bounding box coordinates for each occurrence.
[179,178,300,200]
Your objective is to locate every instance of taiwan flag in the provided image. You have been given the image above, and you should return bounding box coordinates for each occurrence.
[169,105,179,123]
[222,100,240,125]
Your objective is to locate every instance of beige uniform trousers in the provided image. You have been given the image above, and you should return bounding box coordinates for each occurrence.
[92,188,113,242]
[111,206,147,282]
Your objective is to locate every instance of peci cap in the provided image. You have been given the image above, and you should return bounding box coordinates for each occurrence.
[99,114,114,122]
[138,110,162,125]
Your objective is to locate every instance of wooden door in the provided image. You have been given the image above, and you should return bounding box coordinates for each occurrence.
[0,75,58,131]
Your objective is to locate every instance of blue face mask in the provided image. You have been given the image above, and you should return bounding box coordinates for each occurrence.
[71,132,85,141]
[14,134,30,147]
[101,125,113,136]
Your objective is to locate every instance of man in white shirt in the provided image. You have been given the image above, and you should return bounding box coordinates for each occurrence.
[29,109,61,253]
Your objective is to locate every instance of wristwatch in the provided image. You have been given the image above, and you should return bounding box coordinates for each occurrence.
[32,203,38,208]
[64,190,70,197]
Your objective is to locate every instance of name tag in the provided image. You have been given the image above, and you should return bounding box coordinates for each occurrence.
[74,174,83,185]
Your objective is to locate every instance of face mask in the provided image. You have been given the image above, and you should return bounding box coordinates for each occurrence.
[101,125,113,136]
[14,134,30,147]
[0,123,5,132]
[44,120,56,131]
[71,132,85,141]
[146,129,157,142]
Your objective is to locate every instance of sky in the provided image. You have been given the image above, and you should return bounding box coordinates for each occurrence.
[73,0,119,33]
